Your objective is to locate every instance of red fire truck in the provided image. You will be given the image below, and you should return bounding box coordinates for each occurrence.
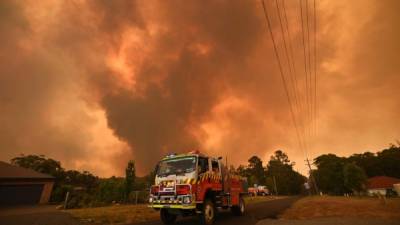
[148,151,247,224]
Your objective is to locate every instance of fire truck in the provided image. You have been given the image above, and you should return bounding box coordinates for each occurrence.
[248,185,269,196]
[148,151,247,225]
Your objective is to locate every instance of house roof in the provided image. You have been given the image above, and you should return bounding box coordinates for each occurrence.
[0,161,54,180]
[366,176,400,189]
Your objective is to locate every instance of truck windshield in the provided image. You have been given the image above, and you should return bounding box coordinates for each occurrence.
[157,157,197,176]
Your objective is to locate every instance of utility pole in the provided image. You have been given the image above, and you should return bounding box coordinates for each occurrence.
[273,176,278,196]
[306,158,319,195]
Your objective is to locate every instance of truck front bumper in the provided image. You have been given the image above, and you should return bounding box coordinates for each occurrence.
[149,193,197,210]
[148,204,196,209]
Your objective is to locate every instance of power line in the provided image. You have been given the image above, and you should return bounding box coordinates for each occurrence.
[281,0,303,114]
[261,2,319,192]
[305,0,313,146]
[274,0,306,154]
[313,0,317,141]
[299,0,311,158]
[281,0,309,158]
[261,0,305,159]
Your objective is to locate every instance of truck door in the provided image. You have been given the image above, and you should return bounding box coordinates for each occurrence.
[211,159,222,190]
[198,157,209,175]
[196,157,209,201]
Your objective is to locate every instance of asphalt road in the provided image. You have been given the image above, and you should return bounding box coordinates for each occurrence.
[0,205,79,225]
[135,197,301,225]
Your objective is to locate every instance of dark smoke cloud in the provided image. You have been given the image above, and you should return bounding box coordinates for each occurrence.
[0,1,93,165]
[314,0,400,156]
[0,0,135,176]
[0,0,399,176]
[98,1,274,174]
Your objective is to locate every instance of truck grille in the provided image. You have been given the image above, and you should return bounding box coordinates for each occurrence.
[159,192,175,196]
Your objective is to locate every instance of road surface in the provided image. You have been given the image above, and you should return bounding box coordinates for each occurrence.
[0,205,79,225]
[134,196,300,225]
[0,197,299,225]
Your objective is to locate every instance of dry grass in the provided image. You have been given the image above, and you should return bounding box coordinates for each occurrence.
[244,195,286,204]
[67,204,159,225]
[280,196,400,220]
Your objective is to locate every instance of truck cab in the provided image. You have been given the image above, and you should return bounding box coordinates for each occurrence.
[149,151,247,225]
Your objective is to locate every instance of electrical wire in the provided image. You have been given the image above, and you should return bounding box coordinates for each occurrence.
[261,0,305,158]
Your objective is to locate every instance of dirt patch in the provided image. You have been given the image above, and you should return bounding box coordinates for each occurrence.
[280,196,400,220]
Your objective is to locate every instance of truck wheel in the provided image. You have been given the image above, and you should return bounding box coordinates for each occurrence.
[231,196,245,216]
[160,209,177,225]
[201,199,215,225]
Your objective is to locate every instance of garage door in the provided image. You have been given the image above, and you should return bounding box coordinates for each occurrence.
[0,184,44,205]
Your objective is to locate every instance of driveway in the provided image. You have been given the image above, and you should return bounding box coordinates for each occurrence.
[0,205,81,225]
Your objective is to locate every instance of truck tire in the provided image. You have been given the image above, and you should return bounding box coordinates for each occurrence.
[231,196,245,216]
[200,199,215,225]
[160,209,177,225]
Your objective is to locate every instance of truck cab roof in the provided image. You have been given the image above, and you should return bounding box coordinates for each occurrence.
[162,151,215,161]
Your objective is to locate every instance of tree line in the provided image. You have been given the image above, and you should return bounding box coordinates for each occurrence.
[312,143,400,195]
[9,143,400,207]
[234,150,306,195]
[10,155,153,208]
[10,150,306,207]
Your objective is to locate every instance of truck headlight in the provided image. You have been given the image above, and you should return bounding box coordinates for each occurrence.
[183,196,191,204]
[149,197,153,203]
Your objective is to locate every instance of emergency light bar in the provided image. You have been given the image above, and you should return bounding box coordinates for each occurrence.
[166,153,177,158]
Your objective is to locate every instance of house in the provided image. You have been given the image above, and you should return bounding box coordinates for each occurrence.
[0,161,55,205]
[366,176,400,196]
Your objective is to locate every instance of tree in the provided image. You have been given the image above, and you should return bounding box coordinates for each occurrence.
[348,152,382,177]
[125,160,136,200]
[63,170,98,190]
[343,163,367,193]
[314,154,346,195]
[11,154,66,202]
[10,154,101,203]
[376,145,400,178]
[96,177,125,204]
[236,165,248,177]
[144,168,156,189]
[247,156,266,186]
[270,150,293,166]
[265,150,305,195]
[347,145,400,179]
[11,154,63,178]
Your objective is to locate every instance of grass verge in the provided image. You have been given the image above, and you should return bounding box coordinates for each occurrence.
[280,196,400,220]
[244,195,285,204]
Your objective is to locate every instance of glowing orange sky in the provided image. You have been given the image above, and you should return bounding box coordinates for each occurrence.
[0,0,399,177]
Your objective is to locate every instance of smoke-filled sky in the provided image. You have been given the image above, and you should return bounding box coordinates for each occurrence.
[1,0,399,177]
